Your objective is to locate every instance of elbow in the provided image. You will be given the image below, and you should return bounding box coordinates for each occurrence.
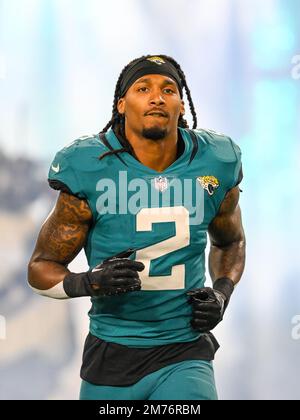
[27,258,40,288]
[228,228,246,251]
[27,259,33,286]
[239,230,246,251]
[232,236,246,255]
[211,234,246,252]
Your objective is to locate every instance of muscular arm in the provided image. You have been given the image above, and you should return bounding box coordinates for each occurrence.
[28,192,92,290]
[208,186,246,286]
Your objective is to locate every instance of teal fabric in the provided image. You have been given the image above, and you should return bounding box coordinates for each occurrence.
[79,360,217,400]
[49,128,242,347]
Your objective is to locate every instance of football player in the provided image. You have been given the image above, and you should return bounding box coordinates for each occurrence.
[28,55,245,400]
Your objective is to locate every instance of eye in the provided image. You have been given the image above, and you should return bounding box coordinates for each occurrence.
[163,88,175,94]
[138,87,149,92]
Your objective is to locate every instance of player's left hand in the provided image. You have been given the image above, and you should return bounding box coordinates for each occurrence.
[187,287,226,333]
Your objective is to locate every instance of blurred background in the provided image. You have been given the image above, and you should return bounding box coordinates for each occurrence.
[0,0,299,400]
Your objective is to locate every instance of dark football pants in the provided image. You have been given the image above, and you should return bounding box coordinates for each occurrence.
[80,360,218,400]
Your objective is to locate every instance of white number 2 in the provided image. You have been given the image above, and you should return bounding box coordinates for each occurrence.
[135,206,190,291]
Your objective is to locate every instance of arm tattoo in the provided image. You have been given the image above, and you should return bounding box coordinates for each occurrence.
[33,192,92,265]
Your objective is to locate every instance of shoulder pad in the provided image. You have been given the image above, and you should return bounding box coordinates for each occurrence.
[194,128,240,163]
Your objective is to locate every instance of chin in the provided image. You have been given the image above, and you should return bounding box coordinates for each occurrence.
[142,126,168,141]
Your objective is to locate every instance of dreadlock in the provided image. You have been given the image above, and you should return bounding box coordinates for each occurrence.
[99,54,197,160]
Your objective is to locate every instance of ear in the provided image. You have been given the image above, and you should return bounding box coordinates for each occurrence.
[180,100,185,117]
[117,98,125,115]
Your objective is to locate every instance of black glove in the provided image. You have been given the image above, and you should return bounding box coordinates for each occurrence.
[187,277,234,333]
[63,249,144,298]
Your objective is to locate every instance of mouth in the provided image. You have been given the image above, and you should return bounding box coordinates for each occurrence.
[146,112,168,118]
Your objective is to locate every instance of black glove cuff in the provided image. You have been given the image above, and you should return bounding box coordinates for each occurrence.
[213,277,234,306]
[63,272,95,298]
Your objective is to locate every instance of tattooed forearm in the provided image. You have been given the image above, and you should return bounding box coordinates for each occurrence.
[208,187,246,285]
[28,192,92,289]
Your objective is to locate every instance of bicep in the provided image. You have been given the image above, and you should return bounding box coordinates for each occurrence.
[31,192,92,265]
[208,187,244,247]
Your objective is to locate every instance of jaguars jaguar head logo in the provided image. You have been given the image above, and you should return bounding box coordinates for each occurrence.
[197,176,220,196]
[147,56,166,65]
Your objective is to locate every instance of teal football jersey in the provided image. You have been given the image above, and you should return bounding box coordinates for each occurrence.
[48,128,242,347]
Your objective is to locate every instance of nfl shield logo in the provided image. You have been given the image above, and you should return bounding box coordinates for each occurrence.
[154,176,168,192]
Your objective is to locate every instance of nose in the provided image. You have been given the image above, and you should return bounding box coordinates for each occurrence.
[149,88,165,106]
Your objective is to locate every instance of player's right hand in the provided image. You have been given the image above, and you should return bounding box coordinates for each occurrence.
[63,253,144,298]
[88,257,144,296]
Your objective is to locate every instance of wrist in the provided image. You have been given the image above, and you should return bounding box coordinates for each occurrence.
[63,271,95,298]
[213,277,234,307]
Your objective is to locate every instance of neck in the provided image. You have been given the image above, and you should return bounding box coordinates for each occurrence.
[124,126,178,172]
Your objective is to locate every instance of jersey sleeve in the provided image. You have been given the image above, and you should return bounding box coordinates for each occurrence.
[48,149,86,199]
[205,130,243,191]
[229,138,243,189]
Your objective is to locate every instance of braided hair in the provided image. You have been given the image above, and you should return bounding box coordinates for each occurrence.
[99,54,197,160]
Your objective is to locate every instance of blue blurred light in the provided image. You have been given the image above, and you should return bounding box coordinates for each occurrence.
[252,20,296,70]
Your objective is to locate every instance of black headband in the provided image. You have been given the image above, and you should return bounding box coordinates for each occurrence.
[119,56,183,98]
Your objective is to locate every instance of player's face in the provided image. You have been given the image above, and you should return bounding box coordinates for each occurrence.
[117,74,185,139]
